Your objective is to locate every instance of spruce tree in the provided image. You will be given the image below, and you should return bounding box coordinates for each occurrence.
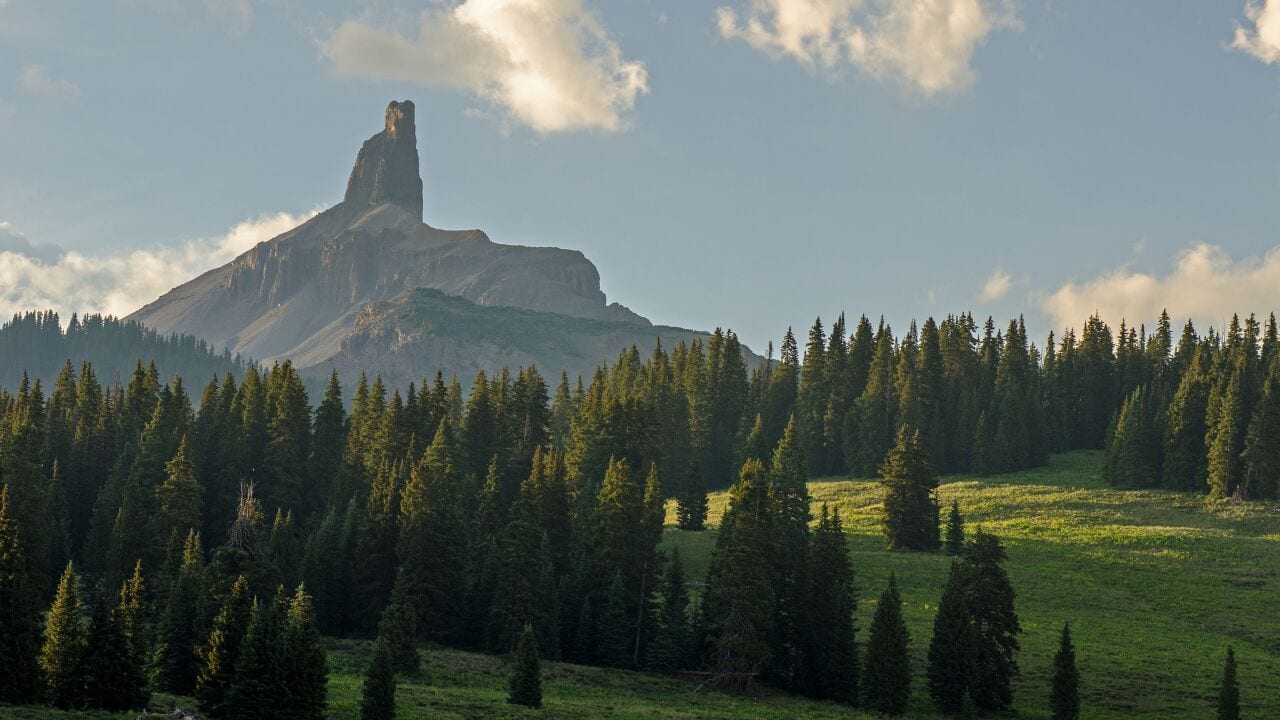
[0,485,41,704]
[81,586,148,711]
[196,575,252,716]
[1217,647,1240,720]
[676,460,708,531]
[596,571,633,668]
[508,623,543,709]
[767,417,810,690]
[1207,369,1246,498]
[803,505,858,703]
[880,427,940,550]
[151,531,204,695]
[1050,622,1080,720]
[361,639,396,720]
[224,592,290,720]
[645,548,690,673]
[285,585,329,720]
[944,500,965,555]
[927,561,974,715]
[379,569,421,674]
[1243,356,1280,499]
[1103,386,1159,487]
[40,561,86,709]
[862,575,911,716]
[701,458,776,675]
[962,529,1021,713]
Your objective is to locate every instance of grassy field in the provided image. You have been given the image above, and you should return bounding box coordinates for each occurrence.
[664,449,1280,719]
[6,450,1278,719]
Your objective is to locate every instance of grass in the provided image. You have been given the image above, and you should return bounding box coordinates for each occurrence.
[7,451,1277,719]
[664,449,1280,719]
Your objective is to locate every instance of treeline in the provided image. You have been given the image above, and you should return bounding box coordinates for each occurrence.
[0,311,247,391]
[0,307,1273,716]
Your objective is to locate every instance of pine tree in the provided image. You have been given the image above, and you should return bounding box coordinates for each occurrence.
[378,569,421,674]
[1207,369,1246,498]
[224,591,290,720]
[1217,646,1240,720]
[880,427,940,550]
[944,500,965,555]
[154,435,202,551]
[81,586,148,711]
[508,624,543,709]
[196,575,252,716]
[285,585,329,720]
[701,458,776,675]
[596,571,633,668]
[1050,622,1080,720]
[962,529,1021,713]
[1103,386,1159,487]
[151,531,204,695]
[0,485,41,704]
[862,575,911,716]
[361,639,396,720]
[40,561,86,709]
[767,417,810,690]
[803,505,858,703]
[927,561,974,715]
[645,548,690,673]
[1163,345,1212,490]
[676,460,708,531]
[1243,356,1280,499]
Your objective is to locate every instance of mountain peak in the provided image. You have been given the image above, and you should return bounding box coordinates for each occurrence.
[343,99,423,220]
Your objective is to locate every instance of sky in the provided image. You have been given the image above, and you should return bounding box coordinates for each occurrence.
[0,0,1278,354]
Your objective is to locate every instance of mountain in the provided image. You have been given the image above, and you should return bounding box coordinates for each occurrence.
[128,100,731,384]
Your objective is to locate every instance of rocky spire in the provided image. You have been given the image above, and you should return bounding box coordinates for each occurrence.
[343,100,423,221]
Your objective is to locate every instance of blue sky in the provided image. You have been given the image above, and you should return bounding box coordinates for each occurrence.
[0,0,1278,353]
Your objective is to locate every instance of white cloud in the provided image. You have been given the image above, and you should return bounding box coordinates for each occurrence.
[323,0,649,134]
[1043,243,1280,331]
[979,267,1012,301]
[19,64,81,99]
[716,0,1019,94]
[320,0,650,133]
[1234,0,1280,64]
[0,209,317,321]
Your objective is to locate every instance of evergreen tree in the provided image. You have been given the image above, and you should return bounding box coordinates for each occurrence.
[151,531,204,695]
[195,575,252,716]
[378,569,421,674]
[1163,345,1212,491]
[40,561,86,709]
[0,485,41,704]
[880,427,940,550]
[803,505,858,702]
[596,571,633,668]
[1050,623,1080,720]
[701,459,776,675]
[927,561,974,715]
[285,585,329,720]
[862,575,911,716]
[1103,386,1159,487]
[508,623,543,709]
[645,548,690,673]
[1207,369,1247,498]
[962,529,1021,713]
[224,591,290,720]
[361,639,396,720]
[81,585,148,711]
[767,417,810,690]
[1243,356,1280,499]
[675,460,708,531]
[944,500,965,555]
[1217,647,1240,720]
[153,435,202,552]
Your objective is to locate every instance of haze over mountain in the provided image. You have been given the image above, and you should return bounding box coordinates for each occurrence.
[128,100,730,385]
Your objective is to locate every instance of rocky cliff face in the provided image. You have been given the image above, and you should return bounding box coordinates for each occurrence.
[126,100,712,384]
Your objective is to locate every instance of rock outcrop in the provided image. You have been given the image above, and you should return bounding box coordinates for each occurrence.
[126,100,728,385]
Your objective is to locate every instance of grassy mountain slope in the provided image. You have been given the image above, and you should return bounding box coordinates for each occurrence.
[665,450,1280,719]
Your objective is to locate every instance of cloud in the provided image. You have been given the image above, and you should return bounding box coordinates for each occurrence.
[716,0,1019,94]
[323,0,649,134]
[1043,243,1280,331]
[979,267,1012,301]
[0,209,317,321]
[19,64,81,99]
[1234,0,1280,64]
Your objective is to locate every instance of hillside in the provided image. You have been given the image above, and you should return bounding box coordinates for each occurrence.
[12,451,1274,720]
[124,100,736,386]
[323,288,726,389]
[665,451,1280,719]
